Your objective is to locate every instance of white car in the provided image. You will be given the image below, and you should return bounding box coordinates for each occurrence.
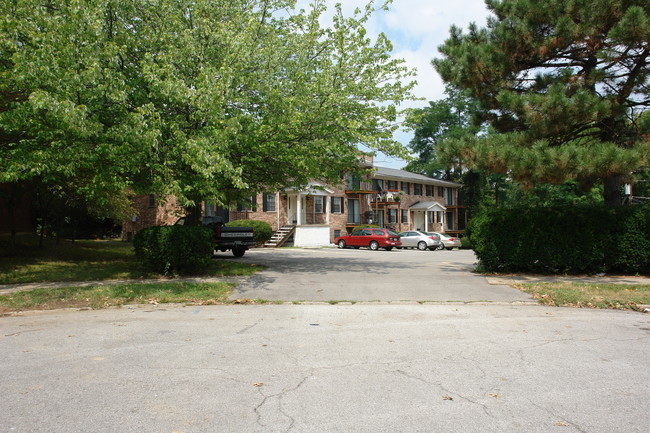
[397,231,442,251]
[428,232,462,250]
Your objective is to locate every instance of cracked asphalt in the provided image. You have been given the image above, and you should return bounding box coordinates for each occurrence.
[1,248,649,432]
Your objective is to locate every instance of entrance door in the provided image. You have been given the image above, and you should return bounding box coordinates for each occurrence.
[288,195,297,224]
[413,211,425,231]
[376,210,385,227]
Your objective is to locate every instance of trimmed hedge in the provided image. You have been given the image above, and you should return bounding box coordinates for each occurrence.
[133,225,214,275]
[468,205,650,275]
[460,236,473,250]
[225,219,272,244]
[352,224,381,231]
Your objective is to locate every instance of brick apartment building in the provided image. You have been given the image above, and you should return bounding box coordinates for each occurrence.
[122,158,465,247]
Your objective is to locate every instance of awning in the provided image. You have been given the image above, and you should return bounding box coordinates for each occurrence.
[284,182,334,196]
[409,201,447,211]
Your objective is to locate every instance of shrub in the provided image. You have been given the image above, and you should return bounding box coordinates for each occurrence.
[468,205,650,275]
[460,236,473,250]
[352,224,380,232]
[225,220,273,244]
[134,225,214,275]
[612,206,650,274]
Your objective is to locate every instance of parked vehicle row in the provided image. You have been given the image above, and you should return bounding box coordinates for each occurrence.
[335,228,401,251]
[397,231,441,250]
[334,229,462,252]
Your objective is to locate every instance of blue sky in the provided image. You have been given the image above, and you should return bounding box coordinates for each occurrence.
[294,0,493,169]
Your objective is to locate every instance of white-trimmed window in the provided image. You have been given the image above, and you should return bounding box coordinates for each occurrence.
[331,197,344,213]
[347,199,360,223]
[263,193,275,212]
[314,196,324,213]
[388,208,397,223]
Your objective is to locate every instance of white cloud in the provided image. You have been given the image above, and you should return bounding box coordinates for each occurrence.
[291,1,494,168]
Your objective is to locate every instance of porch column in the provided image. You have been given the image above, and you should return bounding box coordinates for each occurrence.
[424,211,429,232]
[326,195,331,225]
[296,193,303,225]
[276,192,281,230]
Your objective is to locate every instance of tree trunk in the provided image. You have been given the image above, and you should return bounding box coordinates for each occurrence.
[603,174,623,206]
[184,203,203,226]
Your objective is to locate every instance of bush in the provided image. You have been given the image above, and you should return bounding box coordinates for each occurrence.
[612,206,650,274]
[460,236,473,250]
[225,219,273,244]
[352,224,380,232]
[133,225,214,275]
[468,205,650,275]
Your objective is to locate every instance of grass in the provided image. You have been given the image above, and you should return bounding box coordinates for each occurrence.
[518,282,650,311]
[0,281,235,313]
[0,234,261,284]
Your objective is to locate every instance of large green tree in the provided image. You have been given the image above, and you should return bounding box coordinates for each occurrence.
[434,0,649,205]
[1,0,415,219]
[404,85,482,180]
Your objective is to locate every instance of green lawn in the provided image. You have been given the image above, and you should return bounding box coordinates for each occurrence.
[518,282,650,311]
[0,281,234,313]
[0,234,261,284]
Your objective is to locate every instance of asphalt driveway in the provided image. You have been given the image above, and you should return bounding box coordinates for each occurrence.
[2,304,649,433]
[229,247,533,303]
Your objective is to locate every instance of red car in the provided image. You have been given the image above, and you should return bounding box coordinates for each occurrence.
[335,228,401,251]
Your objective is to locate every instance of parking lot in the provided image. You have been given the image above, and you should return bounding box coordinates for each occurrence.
[228,247,534,303]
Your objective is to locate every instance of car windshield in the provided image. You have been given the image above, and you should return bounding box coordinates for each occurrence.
[386,230,399,236]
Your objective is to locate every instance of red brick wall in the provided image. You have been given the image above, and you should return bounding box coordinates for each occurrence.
[121,195,184,241]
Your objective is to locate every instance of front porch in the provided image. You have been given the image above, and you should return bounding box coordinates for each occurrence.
[283,183,334,247]
[409,201,447,233]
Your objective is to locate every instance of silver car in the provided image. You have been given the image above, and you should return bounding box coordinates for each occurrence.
[397,231,442,251]
[429,232,462,250]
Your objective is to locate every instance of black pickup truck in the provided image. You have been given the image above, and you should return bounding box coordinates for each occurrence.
[176,216,256,257]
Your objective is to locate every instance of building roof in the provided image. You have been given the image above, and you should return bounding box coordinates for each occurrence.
[373,166,462,187]
[409,201,447,211]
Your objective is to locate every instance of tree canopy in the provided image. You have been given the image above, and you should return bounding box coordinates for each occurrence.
[404,85,481,180]
[0,0,416,213]
[434,0,649,204]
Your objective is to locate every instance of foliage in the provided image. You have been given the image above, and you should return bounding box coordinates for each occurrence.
[0,282,233,313]
[133,226,214,275]
[435,0,650,204]
[460,236,473,250]
[613,206,650,273]
[225,219,273,244]
[352,224,381,231]
[404,85,482,181]
[519,282,650,311]
[0,234,260,283]
[1,0,416,213]
[469,205,650,274]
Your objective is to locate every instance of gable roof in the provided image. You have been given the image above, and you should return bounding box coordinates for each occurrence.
[409,201,447,211]
[373,166,462,187]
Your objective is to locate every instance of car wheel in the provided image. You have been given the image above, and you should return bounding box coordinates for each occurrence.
[232,247,246,257]
[338,240,346,249]
[369,241,379,250]
[437,244,445,250]
[417,241,427,251]
[385,247,393,251]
